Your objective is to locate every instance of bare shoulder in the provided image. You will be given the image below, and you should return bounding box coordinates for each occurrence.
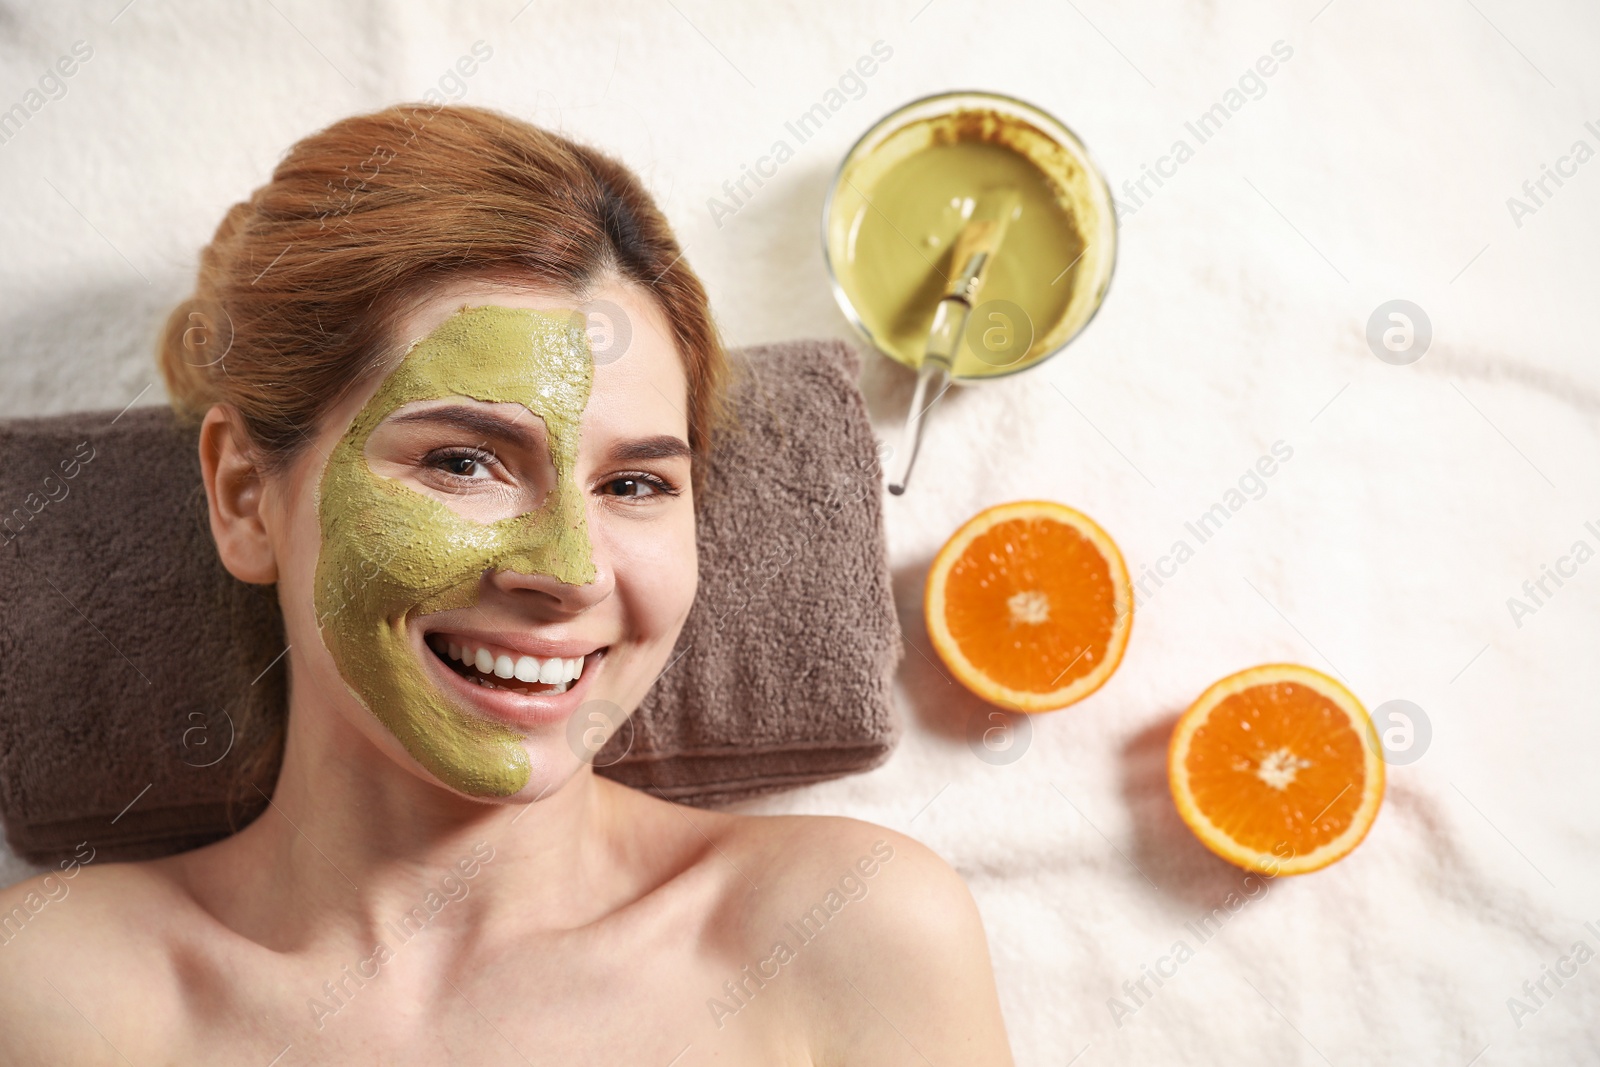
[0,859,189,1064]
[707,813,1015,1064]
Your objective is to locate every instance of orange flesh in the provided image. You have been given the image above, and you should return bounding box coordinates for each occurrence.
[1183,682,1368,856]
[942,516,1117,694]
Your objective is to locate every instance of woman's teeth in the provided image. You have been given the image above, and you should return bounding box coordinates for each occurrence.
[439,641,584,693]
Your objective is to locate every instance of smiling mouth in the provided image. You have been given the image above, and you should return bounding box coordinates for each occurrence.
[425,634,603,696]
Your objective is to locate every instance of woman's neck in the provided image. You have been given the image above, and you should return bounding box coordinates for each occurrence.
[182,692,626,953]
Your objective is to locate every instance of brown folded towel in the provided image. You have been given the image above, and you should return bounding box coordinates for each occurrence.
[0,338,901,867]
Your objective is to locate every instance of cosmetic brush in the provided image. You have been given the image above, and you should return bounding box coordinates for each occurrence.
[886,186,1021,495]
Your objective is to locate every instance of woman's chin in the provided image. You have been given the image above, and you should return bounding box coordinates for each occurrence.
[505,755,593,804]
[390,743,590,807]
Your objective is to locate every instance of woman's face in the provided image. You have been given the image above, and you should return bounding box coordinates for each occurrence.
[265,277,697,803]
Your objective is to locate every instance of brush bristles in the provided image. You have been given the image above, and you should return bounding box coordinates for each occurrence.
[949,218,1003,269]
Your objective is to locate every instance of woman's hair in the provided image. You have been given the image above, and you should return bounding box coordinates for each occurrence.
[159,102,730,473]
[156,103,732,817]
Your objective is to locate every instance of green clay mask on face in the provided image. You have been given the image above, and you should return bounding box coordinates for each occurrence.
[312,305,596,797]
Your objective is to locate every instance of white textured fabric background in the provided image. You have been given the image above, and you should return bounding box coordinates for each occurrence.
[3,2,1599,1063]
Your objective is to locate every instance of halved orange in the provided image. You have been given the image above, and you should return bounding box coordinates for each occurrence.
[1169,664,1384,876]
[924,500,1132,713]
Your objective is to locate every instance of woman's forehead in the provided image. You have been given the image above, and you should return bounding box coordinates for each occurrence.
[399,304,586,384]
[396,278,589,338]
[378,280,688,443]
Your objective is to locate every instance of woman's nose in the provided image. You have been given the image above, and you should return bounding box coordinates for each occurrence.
[485,551,614,613]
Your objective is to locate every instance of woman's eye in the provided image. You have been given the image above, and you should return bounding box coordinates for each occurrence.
[430,451,495,480]
[605,477,654,498]
[601,474,674,499]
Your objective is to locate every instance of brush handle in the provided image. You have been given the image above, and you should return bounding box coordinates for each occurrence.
[886,355,953,495]
[883,217,1004,502]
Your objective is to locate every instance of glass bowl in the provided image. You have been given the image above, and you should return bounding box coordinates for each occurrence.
[821,89,1118,381]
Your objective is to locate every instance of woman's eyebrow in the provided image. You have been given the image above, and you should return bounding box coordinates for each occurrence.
[387,407,544,450]
[608,435,693,463]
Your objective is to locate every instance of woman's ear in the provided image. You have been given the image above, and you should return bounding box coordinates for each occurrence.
[199,404,278,585]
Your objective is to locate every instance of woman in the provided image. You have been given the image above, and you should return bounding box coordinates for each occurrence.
[0,105,1013,1063]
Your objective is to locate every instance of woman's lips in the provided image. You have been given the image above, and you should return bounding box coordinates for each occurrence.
[433,634,587,691]
[420,632,606,729]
